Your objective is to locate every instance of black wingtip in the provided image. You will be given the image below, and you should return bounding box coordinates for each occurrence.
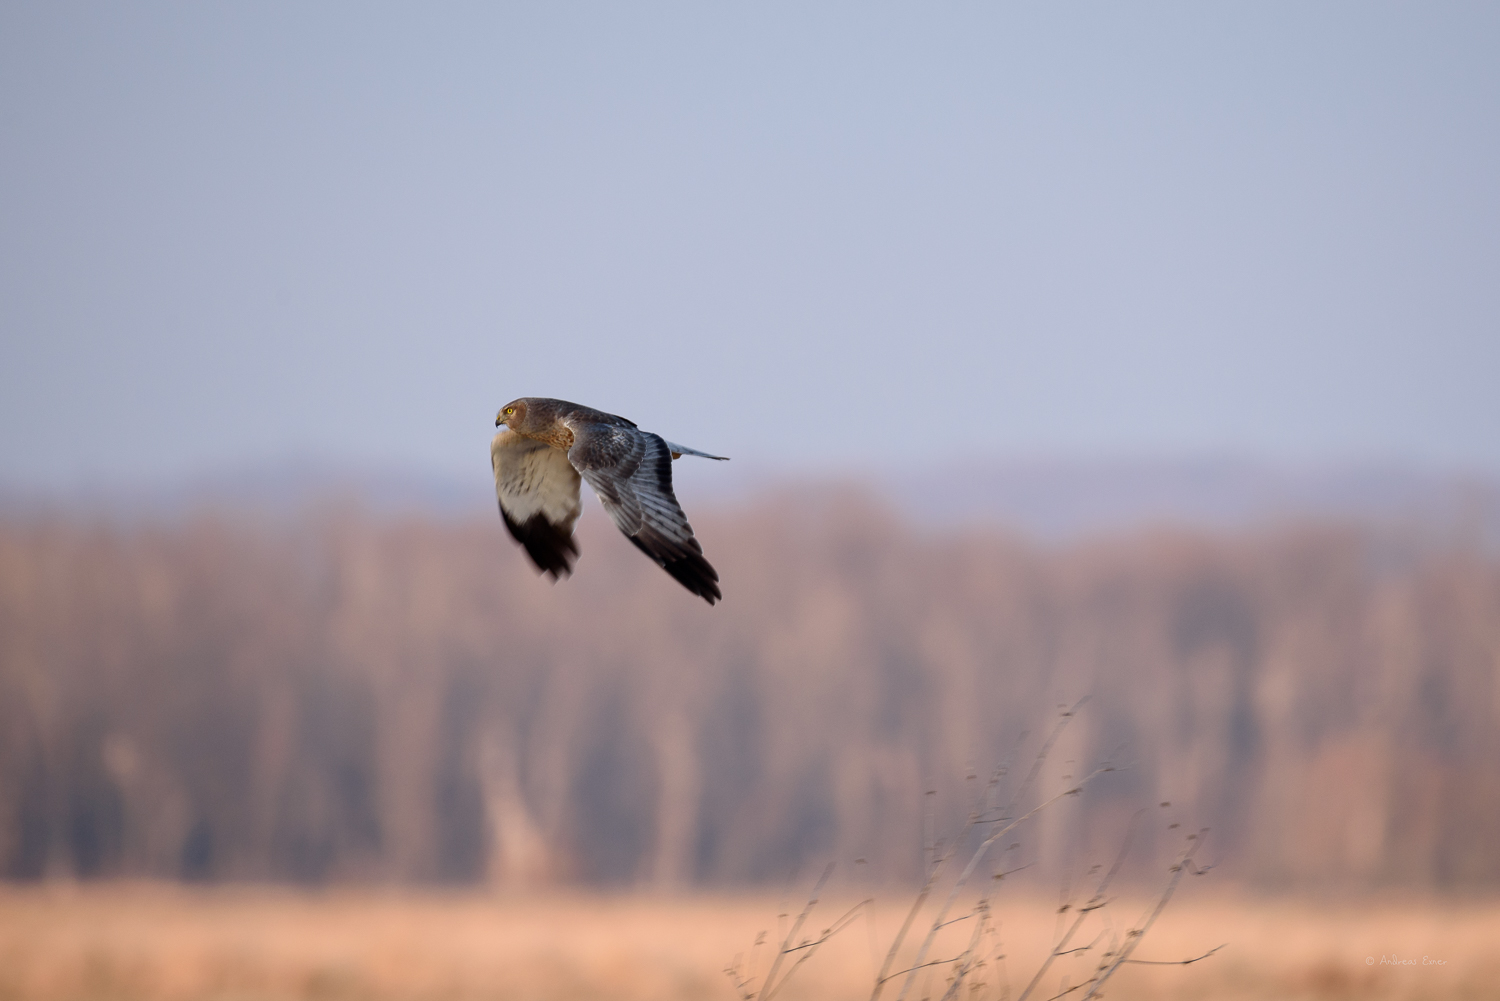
[662,552,721,605]
[502,509,579,580]
[628,535,721,605]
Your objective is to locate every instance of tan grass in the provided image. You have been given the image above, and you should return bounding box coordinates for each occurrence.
[0,884,1496,1001]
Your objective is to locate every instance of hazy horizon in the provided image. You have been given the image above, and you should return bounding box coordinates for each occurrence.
[5,450,1496,548]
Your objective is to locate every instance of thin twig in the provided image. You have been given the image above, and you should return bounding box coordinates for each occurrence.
[724,952,754,1001]
[869,733,1028,1001]
[763,907,869,1001]
[877,956,969,983]
[777,900,872,955]
[897,754,1110,1001]
[746,931,766,993]
[761,862,834,1001]
[992,862,1033,881]
[1080,829,1209,1001]
[1124,943,1226,966]
[1003,700,1091,827]
[1016,808,1143,1001]
[760,894,869,1001]
[1053,936,1102,958]
[938,903,992,1001]
[888,699,1092,1001]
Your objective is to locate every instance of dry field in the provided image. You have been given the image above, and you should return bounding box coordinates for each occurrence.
[0,884,1495,1001]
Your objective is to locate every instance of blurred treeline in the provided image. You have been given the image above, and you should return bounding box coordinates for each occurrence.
[1,492,1496,890]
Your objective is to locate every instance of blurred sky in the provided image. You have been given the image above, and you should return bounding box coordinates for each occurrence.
[2,3,1498,489]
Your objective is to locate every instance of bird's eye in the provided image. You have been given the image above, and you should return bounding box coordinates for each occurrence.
[505,407,514,415]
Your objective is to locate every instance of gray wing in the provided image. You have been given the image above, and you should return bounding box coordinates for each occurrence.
[566,422,721,604]
[491,429,583,579]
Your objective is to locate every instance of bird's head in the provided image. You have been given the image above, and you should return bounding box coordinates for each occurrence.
[496,399,529,431]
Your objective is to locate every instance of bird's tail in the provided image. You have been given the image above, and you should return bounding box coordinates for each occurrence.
[664,440,729,461]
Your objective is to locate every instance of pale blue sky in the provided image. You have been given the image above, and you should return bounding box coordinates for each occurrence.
[2,3,1497,489]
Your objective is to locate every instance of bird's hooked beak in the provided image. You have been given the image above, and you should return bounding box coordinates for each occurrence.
[495,412,507,428]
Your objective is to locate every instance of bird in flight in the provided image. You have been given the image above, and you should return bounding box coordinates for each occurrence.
[492,397,728,604]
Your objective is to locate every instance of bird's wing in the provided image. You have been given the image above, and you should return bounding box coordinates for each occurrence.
[566,421,721,604]
[662,439,729,461]
[491,429,583,579]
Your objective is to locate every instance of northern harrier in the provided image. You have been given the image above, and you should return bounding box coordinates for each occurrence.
[492,397,728,604]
